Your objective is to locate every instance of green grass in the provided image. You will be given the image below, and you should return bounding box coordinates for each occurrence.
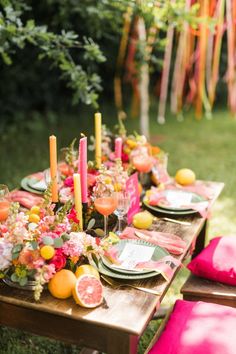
[1,106,236,353]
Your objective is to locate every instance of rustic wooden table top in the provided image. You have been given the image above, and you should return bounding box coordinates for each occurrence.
[0,181,224,354]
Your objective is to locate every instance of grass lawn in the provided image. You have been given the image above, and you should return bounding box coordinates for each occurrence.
[1,106,236,353]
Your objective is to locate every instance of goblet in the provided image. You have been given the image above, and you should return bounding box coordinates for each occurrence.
[94,191,118,237]
[114,191,130,236]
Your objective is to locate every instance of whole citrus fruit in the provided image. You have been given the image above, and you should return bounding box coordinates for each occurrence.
[30,206,40,215]
[75,264,100,279]
[72,274,103,308]
[175,168,196,186]
[28,213,40,223]
[48,269,76,299]
[40,245,55,260]
[132,211,153,229]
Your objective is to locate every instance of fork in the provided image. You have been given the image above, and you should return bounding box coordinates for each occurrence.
[101,275,161,296]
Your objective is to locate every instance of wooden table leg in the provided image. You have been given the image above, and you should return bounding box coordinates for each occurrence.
[192,220,207,258]
[107,333,139,354]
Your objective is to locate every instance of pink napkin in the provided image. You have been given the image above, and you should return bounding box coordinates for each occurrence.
[9,190,44,209]
[147,182,213,218]
[120,227,187,255]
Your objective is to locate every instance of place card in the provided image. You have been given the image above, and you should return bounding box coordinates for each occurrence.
[113,243,155,271]
[166,191,192,207]
[126,172,140,224]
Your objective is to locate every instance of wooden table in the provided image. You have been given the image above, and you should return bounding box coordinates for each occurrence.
[0,182,224,354]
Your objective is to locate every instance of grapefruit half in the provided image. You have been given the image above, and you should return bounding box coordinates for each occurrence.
[73,274,104,308]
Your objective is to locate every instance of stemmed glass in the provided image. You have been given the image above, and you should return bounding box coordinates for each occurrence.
[94,191,118,237]
[114,191,130,236]
[0,184,11,222]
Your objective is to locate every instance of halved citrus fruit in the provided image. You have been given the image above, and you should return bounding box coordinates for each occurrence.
[72,274,103,308]
[75,264,100,279]
[48,269,76,299]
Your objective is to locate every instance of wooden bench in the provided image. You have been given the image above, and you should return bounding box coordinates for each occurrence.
[180,274,236,308]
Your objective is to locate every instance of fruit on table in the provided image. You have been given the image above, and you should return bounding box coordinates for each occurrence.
[175,168,196,186]
[40,245,55,260]
[132,211,153,229]
[48,269,77,299]
[28,213,40,223]
[75,264,100,279]
[72,274,104,308]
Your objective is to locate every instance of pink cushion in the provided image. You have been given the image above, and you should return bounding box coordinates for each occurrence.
[187,236,236,286]
[149,300,236,354]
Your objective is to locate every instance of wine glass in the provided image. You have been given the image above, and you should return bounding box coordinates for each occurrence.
[114,191,130,236]
[94,191,118,237]
[0,184,10,222]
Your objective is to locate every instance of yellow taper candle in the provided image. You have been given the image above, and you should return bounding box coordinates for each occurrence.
[49,135,58,203]
[73,173,83,230]
[95,112,102,169]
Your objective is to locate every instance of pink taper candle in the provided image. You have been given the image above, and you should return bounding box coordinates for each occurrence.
[49,135,58,203]
[79,136,88,203]
[115,137,122,159]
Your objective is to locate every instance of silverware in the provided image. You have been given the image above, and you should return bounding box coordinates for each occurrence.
[162,217,191,226]
[101,275,161,296]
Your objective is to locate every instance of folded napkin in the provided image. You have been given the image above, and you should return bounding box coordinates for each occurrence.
[148,182,212,218]
[120,227,187,255]
[9,190,44,209]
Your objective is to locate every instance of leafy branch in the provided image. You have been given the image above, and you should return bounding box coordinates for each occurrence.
[0,2,106,108]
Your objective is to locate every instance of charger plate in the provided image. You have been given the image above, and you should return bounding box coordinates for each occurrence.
[92,239,169,280]
[102,239,168,275]
[20,176,44,195]
[156,189,206,211]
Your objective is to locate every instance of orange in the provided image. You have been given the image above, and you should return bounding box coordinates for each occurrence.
[48,269,76,299]
[75,264,100,279]
[175,168,196,186]
[72,274,103,308]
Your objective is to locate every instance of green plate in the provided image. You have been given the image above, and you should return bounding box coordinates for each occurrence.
[91,239,169,280]
[27,177,47,192]
[143,199,198,216]
[157,189,206,212]
[20,177,44,195]
[91,258,159,280]
[102,239,168,275]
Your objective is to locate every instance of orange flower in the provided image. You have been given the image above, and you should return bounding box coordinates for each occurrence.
[18,249,41,269]
[151,146,161,156]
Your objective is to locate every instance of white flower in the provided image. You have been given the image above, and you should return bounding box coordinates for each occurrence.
[0,238,13,270]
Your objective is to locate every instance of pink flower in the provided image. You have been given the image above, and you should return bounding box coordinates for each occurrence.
[67,208,79,224]
[64,176,74,188]
[42,264,56,282]
[122,152,129,163]
[49,249,67,271]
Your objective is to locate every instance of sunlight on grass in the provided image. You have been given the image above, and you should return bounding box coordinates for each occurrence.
[208,198,236,237]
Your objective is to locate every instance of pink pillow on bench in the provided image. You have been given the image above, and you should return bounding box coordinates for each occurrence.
[148,300,236,354]
[187,236,236,286]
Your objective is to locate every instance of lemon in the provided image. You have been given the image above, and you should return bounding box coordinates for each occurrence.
[132,211,153,229]
[175,168,196,186]
[30,206,40,215]
[28,213,40,223]
[40,245,55,260]
[75,264,100,279]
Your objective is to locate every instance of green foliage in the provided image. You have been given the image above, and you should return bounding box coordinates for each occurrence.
[0,1,105,108]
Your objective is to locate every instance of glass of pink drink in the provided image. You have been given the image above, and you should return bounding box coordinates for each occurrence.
[0,184,10,222]
[94,193,118,237]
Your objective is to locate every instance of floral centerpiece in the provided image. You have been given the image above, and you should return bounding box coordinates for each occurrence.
[0,187,106,301]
